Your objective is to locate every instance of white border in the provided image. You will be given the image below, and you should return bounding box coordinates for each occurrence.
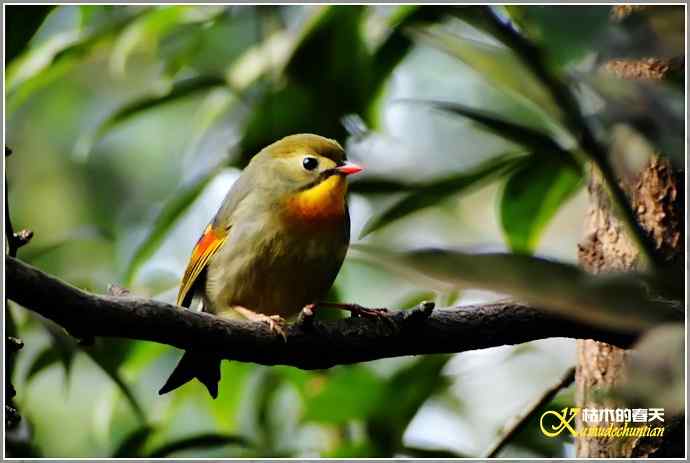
[2,2,687,461]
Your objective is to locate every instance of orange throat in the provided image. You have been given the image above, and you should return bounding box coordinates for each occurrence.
[285,175,347,224]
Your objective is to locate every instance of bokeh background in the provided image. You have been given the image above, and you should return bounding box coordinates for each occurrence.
[5,4,684,458]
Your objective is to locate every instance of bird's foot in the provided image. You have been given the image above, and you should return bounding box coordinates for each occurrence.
[233,307,287,342]
[254,313,287,341]
[265,314,287,341]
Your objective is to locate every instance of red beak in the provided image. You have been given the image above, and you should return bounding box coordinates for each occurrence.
[336,161,363,176]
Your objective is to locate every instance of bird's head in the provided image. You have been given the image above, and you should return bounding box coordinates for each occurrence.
[250,134,363,222]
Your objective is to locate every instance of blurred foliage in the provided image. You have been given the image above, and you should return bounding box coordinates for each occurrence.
[361,151,523,237]
[505,6,611,68]
[5,4,684,458]
[5,5,54,63]
[615,324,685,415]
[500,154,582,254]
[354,245,682,331]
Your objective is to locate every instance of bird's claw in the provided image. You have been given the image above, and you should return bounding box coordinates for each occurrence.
[264,314,287,342]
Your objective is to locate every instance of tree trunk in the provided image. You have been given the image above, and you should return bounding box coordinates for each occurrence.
[575,8,684,454]
[575,156,683,457]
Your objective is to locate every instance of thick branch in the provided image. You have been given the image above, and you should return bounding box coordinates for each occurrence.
[6,256,638,369]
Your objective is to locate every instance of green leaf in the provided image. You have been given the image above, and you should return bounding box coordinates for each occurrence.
[446,6,513,40]
[302,366,387,423]
[6,7,145,94]
[240,5,435,163]
[239,6,369,162]
[25,346,63,382]
[239,84,320,164]
[410,26,561,120]
[614,323,684,414]
[284,6,368,89]
[505,6,610,68]
[368,355,451,455]
[39,320,78,381]
[124,167,221,285]
[33,321,145,423]
[77,75,227,159]
[5,7,152,117]
[369,6,454,94]
[379,355,450,425]
[112,425,155,458]
[5,5,54,63]
[500,154,583,253]
[110,6,187,76]
[358,6,460,126]
[83,339,147,423]
[109,6,226,77]
[355,246,682,331]
[365,6,455,125]
[6,55,80,117]
[147,433,249,457]
[407,99,569,156]
[238,6,466,162]
[360,153,523,237]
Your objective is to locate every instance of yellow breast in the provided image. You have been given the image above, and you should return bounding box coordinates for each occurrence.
[284,175,347,224]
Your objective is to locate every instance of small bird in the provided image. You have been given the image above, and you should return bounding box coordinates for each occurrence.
[159,133,363,398]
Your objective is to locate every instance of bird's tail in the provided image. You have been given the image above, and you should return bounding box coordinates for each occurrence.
[158,350,221,399]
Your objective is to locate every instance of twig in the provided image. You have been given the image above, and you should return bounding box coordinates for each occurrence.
[484,366,576,457]
[5,147,33,257]
[7,256,639,370]
[5,336,24,429]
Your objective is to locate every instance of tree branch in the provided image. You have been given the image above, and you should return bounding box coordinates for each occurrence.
[6,255,639,369]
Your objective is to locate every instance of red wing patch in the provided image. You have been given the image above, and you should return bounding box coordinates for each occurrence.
[176,224,228,307]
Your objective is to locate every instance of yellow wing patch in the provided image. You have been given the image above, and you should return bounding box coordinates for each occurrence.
[176,224,228,307]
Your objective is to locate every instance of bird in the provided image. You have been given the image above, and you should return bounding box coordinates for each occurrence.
[159,133,364,398]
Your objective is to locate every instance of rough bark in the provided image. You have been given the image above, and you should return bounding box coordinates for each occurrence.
[574,5,685,455]
[602,56,684,81]
[610,5,650,21]
[576,157,683,458]
[575,147,683,455]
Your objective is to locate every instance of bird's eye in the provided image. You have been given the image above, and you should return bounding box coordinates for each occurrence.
[302,156,319,171]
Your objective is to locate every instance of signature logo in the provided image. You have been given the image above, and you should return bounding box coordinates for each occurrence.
[539,407,666,439]
[540,407,580,437]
